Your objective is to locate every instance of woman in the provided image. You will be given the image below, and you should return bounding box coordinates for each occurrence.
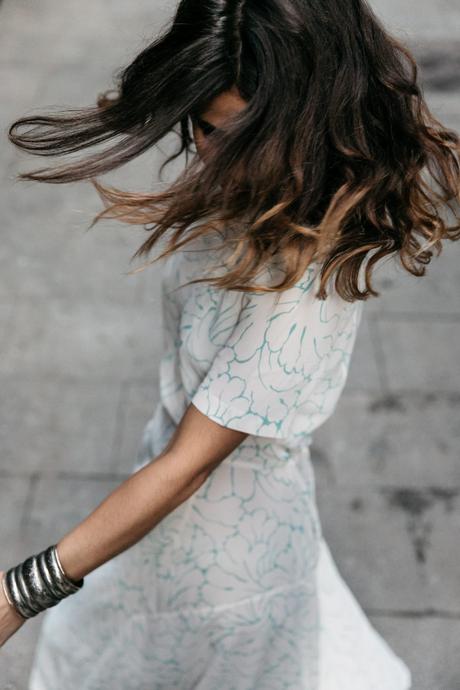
[1,0,459,688]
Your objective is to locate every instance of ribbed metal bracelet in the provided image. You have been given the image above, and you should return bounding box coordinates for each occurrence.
[3,545,84,620]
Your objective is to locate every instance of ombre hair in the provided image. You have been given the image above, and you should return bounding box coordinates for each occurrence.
[8,0,460,301]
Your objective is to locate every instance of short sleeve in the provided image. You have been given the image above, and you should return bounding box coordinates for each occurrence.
[190,266,353,439]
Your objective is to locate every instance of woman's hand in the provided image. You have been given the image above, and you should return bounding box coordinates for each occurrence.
[0,570,27,648]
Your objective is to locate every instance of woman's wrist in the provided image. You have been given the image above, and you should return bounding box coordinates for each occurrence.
[1,572,27,623]
[2,546,84,620]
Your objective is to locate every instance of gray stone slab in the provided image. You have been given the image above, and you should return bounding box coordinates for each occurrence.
[416,45,460,93]
[370,617,460,690]
[0,216,147,306]
[0,177,93,274]
[0,61,43,136]
[109,379,160,475]
[23,475,122,550]
[426,91,460,124]
[315,484,460,613]
[0,0,166,67]
[1,137,168,307]
[312,389,460,487]
[0,296,162,382]
[0,374,125,475]
[0,475,31,546]
[370,0,460,42]
[367,240,460,317]
[0,303,14,351]
[340,313,383,393]
[376,318,460,392]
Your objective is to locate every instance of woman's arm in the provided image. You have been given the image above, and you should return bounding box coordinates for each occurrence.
[54,402,248,581]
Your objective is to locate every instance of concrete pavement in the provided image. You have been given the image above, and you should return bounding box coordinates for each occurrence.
[0,1,459,688]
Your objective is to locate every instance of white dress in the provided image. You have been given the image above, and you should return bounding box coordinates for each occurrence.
[27,228,412,690]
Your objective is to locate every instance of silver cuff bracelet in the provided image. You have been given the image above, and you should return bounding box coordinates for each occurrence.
[2,545,84,620]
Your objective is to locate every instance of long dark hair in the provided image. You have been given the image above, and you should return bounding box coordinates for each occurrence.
[8,0,460,301]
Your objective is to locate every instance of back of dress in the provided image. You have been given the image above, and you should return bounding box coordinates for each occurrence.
[137,229,364,469]
[189,247,364,449]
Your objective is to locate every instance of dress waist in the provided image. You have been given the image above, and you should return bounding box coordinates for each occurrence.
[133,400,314,474]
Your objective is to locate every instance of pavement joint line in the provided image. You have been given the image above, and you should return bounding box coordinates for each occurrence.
[18,472,40,532]
[0,372,159,387]
[0,297,459,322]
[0,469,130,482]
[1,469,460,491]
[108,378,131,465]
[366,607,460,620]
